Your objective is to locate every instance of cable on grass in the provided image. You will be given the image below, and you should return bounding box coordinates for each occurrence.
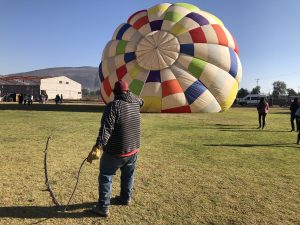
[44,134,88,211]
[63,157,87,211]
[44,135,61,207]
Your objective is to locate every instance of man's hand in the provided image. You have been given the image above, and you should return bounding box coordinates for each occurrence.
[87,145,101,164]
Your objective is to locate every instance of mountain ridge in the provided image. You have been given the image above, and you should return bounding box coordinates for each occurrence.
[3,66,100,91]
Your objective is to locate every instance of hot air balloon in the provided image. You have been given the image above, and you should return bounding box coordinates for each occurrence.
[99,2,242,113]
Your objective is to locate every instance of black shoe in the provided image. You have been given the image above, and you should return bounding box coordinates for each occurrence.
[90,206,109,217]
[291,129,295,132]
[112,196,131,205]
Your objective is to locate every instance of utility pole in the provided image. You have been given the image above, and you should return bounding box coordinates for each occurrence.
[298,85,299,95]
[255,78,260,87]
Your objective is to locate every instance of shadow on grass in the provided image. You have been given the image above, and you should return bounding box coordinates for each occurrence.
[271,111,290,115]
[204,143,299,148]
[215,123,245,127]
[203,124,249,130]
[214,123,292,133]
[218,128,291,132]
[0,202,98,219]
[0,103,105,112]
[218,128,256,131]
[0,198,131,220]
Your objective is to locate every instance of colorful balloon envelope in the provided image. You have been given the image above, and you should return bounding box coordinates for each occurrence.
[99,2,242,112]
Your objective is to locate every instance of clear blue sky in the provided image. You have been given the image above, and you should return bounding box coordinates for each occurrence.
[1,0,300,94]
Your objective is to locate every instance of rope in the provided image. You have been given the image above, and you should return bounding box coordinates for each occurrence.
[44,135,61,207]
[44,134,90,211]
[63,157,87,211]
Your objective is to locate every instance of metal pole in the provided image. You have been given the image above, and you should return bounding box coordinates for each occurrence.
[255,78,260,87]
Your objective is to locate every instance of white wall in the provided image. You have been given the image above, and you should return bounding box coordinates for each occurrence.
[40,76,82,99]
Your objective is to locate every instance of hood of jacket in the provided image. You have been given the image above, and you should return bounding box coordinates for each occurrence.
[114,91,136,103]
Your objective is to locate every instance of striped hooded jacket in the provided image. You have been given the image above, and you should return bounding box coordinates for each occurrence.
[96,92,144,155]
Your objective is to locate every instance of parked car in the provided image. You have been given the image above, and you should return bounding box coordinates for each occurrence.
[1,93,16,102]
[238,94,267,106]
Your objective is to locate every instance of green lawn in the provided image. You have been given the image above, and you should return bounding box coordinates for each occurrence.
[0,105,299,225]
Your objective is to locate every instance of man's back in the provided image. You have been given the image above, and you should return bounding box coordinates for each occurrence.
[98,91,143,155]
[106,92,142,154]
[290,101,299,114]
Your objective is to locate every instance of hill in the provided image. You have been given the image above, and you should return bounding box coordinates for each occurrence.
[5,66,100,91]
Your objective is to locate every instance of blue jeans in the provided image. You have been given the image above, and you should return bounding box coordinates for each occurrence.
[97,152,137,211]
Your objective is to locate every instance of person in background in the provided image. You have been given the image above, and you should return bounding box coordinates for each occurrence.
[290,98,299,132]
[87,80,144,217]
[18,94,23,104]
[45,93,48,103]
[29,95,33,105]
[60,94,63,104]
[55,94,60,105]
[41,94,45,104]
[295,107,300,145]
[257,97,269,129]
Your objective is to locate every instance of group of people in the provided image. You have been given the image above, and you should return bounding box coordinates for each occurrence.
[18,94,33,105]
[17,92,64,105]
[257,97,300,144]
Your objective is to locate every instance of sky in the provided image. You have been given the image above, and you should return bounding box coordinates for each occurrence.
[0,0,300,94]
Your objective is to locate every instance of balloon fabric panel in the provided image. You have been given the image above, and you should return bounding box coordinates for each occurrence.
[99,2,242,113]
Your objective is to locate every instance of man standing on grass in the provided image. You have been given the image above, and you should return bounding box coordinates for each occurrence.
[295,107,300,145]
[87,80,143,217]
[290,98,299,132]
[256,97,269,129]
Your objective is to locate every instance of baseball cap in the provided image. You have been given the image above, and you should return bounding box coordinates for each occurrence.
[113,80,129,93]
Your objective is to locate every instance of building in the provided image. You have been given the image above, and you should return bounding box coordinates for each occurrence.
[0,75,82,100]
[40,76,82,99]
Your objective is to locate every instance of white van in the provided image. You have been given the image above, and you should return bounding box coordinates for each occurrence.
[238,94,266,106]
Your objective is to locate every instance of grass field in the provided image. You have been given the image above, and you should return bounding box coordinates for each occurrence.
[0,104,299,225]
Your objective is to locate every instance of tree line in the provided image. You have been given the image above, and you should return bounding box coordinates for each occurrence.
[237,80,299,98]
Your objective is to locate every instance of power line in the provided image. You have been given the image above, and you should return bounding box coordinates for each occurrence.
[257,71,300,80]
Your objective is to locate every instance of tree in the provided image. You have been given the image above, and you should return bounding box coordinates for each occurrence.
[272,81,287,97]
[89,90,100,96]
[287,88,297,96]
[251,86,261,94]
[82,88,90,97]
[237,88,249,98]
